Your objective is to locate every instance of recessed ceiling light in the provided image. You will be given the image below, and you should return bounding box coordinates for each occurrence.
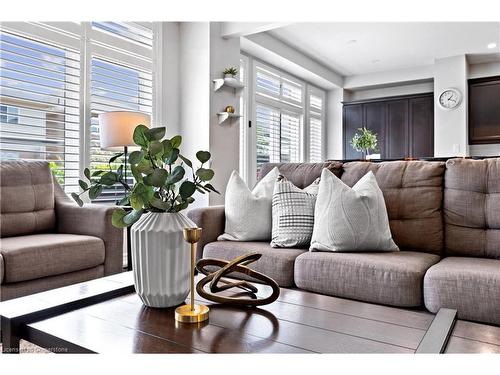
[347,39,357,44]
[371,59,381,63]
[487,42,497,49]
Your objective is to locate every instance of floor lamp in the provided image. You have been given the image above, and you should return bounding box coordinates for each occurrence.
[99,111,151,271]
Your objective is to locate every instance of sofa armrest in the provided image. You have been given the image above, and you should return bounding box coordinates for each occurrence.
[187,205,225,260]
[0,253,4,285]
[55,183,123,276]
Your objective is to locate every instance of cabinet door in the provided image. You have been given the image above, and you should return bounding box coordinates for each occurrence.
[343,104,363,159]
[364,102,387,158]
[386,99,409,158]
[409,96,434,158]
[469,79,500,144]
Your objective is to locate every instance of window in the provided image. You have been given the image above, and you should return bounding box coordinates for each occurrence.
[0,30,81,191]
[245,59,326,180]
[252,61,305,176]
[308,88,325,162]
[0,22,154,198]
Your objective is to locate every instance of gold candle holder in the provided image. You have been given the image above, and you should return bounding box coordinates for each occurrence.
[175,227,209,323]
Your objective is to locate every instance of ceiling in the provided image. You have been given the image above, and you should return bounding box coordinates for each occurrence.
[267,22,500,76]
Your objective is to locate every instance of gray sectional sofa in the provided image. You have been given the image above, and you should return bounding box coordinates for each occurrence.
[188,158,500,326]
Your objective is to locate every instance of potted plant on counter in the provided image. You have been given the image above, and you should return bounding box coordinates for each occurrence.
[350,127,379,160]
[72,125,219,308]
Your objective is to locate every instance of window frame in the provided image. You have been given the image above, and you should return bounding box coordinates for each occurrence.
[0,22,158,198]
[244,55,325,186]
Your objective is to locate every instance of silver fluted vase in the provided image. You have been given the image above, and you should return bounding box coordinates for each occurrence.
[131,212,195,308]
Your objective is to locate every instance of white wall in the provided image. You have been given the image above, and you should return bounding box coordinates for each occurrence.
[178,22,211,208]
[434,55,469,157]
[325,88,345,160]
[209,22,241,205]
[346,81,434,101]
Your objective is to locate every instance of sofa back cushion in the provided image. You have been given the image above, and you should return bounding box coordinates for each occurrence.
[258,162,343,189]
[341,161,445,255]
[0,161,56,237]
[444,158,500,259]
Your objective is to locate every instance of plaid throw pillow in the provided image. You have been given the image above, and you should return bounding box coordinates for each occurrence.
[271,175,320,248]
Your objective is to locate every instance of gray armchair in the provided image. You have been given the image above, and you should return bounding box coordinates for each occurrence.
[0,160,123,301]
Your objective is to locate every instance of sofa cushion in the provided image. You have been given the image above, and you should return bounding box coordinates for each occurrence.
[444,158,500,259]
[294,251,440,307]
[0,233,105,283]
[0,160,56,237]
[203,241,307,287]
[424,257,500,325]
[258,162,343,189]
[341,161,445,255]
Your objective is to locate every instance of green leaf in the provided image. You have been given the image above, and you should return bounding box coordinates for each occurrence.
[146,127,166,141]
[161,139,173,157]
[128,150,144,165]
[150,196,169,211]
[89,184,103,200]
[186,197,195,203]
[164,148,179,165]
[131,183,154,209]
[91,170,105,177]
[170,135,182,148]
[133,124,150,147]
[84,168,91,180]
[149,140,164,156]
[203,183,220,194]
[173,201,189,212]
[136,159,154,174]
[179,180,196,199]
[131,164,142,182]
[117,196,130,206]
[109,152,124,164]
[196,187,206,194]
[143,169,168,187]
[123,209,144,225]
[178,154,193,168]
[111,208,128,228]
[196,168,214,181]
[196,151,211,164]
[166,165,185,185]
[71,193,84,207]
[78,180,88,190]
[100,172,118,186]
[116,165,124,180]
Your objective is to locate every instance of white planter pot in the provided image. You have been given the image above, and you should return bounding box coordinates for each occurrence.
[224,74,237,81]
[131,212,195,308]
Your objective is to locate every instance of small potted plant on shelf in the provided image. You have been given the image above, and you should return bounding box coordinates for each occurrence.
[350,127,378,160]
[223,66,238,81]
[72,125,219,308]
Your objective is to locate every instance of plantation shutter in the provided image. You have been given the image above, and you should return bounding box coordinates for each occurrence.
[0,30,81,192]
[89,22,153,203]
[256,104,281,173]
[308,91,324,162]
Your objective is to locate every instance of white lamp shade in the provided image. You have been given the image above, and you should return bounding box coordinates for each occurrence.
[99,111,151,150]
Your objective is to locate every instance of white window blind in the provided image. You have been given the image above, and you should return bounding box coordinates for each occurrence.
[308,90,324,162]
[0,30,81,192]
[90,57,153,203]
[92,22,153,49]
[255,65,303,106]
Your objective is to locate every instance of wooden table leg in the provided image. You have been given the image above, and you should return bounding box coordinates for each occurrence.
[1,317,21,354]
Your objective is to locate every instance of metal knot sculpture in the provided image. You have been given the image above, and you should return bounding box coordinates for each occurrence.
[196,253,280,306]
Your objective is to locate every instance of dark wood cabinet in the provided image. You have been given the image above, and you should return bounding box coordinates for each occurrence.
[343,93,434,159]
[469,76,500,144]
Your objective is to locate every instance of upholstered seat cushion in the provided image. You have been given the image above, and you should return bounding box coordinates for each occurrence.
[0,233,105,284]
[203,241,307,287]
[424,257,500,325]
[294,251,440,307]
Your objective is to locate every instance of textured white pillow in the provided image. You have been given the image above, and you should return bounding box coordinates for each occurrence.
[218,167,279,241]
[310,169,399,252]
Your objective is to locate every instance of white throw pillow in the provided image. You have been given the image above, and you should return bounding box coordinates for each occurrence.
[218,167,279,241]
[310,169,399,252]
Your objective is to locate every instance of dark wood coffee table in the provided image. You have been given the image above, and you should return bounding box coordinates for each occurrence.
[2,271,499,354]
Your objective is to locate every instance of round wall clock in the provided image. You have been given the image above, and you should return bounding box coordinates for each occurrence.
[438,88,462,110]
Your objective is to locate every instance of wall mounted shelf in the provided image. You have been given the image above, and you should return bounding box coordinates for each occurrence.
[213,78,245,92]
[217,112,242,125]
